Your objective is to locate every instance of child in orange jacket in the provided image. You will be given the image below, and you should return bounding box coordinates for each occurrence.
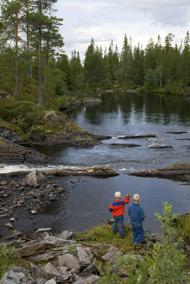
[109,191,130,239]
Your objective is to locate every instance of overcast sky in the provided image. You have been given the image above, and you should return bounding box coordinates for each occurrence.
[54,0,190,61]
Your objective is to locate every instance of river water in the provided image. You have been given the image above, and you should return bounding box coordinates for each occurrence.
[1,92,190,235]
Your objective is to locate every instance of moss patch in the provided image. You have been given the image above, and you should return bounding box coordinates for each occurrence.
[0,99,88,142]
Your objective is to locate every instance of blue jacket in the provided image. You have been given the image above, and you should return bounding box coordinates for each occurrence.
[128,203,145,225]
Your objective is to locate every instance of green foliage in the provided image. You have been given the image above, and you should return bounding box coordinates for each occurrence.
[0,244,21,278]
[150,202,188,284]
[176,214,190,244]
[144,68,157,90]
[99,254,152,284]
[1,0,190,102]
[98,203,190,284]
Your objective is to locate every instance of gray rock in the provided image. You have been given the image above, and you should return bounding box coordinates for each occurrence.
[58,230,73,240]
[0,127,25,142]
[36,228,52,233]
[102,246,123,263]
[0,266,33,284]
[30,262,46,279]
[82,261,99,275]
[76,247,91,267]
[45,280,56,284]
[35,279,47,284]
[44,263,60,278]
[58,266,69,274]
[43,236,70,246]
[5,223,13,229]
[73,279,86,284]
[82,274,100,284]
[56,270,74,283]
[58,254,80,273]
[23,170,46,186]
[18,241,45,257]
[9,180,19,187]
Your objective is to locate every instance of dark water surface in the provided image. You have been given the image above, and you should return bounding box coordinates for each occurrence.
[31,92,190,234]
[2,92,190,235]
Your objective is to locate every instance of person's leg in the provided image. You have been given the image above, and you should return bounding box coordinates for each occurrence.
[118,215,124,238]
[132,224,138,243]
[135,223,144,243]
[112,216,118,233]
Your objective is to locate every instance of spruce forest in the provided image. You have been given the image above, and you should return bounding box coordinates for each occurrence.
[0,0,190,108]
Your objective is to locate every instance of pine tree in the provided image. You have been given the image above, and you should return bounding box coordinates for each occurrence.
[154,35,164,88]
[69,50,83,92]
[144,37,156,72]
[132,43,144,86]
[162,33,175,86]
[0,0,22,100]
[30,0,61,107]
[84,39,104,90]
[181,31,190,88]
[119,34,133,87]
[104,40,119,88]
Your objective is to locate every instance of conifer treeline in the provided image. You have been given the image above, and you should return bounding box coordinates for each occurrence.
[0,0,190,107]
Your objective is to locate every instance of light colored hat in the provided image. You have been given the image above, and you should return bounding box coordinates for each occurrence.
[133,194,140,202]
[115,191,121,199]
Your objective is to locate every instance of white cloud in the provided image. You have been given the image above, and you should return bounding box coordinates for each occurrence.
[54,0,190,59]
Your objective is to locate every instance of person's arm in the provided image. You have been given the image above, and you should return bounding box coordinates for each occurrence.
[124,193,130,204]
[139,207,145,221]
[108,203,113,212]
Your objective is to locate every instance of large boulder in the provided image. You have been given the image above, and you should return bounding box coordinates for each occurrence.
[0,137,48,164]
[23,170,46,186]
[0,127,25,143]
[29,110,100,146]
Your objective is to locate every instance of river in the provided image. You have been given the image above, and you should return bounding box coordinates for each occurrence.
[1,92,190,235]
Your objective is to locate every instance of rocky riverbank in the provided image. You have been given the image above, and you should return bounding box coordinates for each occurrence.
[129,163,190,182]
[1,221,189,284]
[0,226,157,284]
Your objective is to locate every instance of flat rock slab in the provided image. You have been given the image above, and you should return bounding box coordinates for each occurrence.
[149,145,173,149]
[92,134,112,140]
[109,143,141,148]
[129,163,190,182]
[118,134,156,139]
[165,131,188,134]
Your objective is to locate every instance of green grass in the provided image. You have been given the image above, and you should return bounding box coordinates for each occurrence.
[74,224,134,253]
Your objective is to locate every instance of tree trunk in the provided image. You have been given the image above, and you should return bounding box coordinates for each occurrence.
[26,2,32,78]
[38,0,42,107]
[14,12,18,100]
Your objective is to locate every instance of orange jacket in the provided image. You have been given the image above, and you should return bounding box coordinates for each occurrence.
[108,195,130,217]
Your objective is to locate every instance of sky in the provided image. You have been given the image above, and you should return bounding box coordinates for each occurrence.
[54,0,190,61]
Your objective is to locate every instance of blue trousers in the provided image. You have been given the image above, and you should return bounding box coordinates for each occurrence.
[131,223,144,243]
[112,215,124,237]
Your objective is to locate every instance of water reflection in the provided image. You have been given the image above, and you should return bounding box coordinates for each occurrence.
[69,92,190,129]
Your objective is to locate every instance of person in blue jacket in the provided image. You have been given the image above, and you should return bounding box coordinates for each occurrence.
[128,194,145,244]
